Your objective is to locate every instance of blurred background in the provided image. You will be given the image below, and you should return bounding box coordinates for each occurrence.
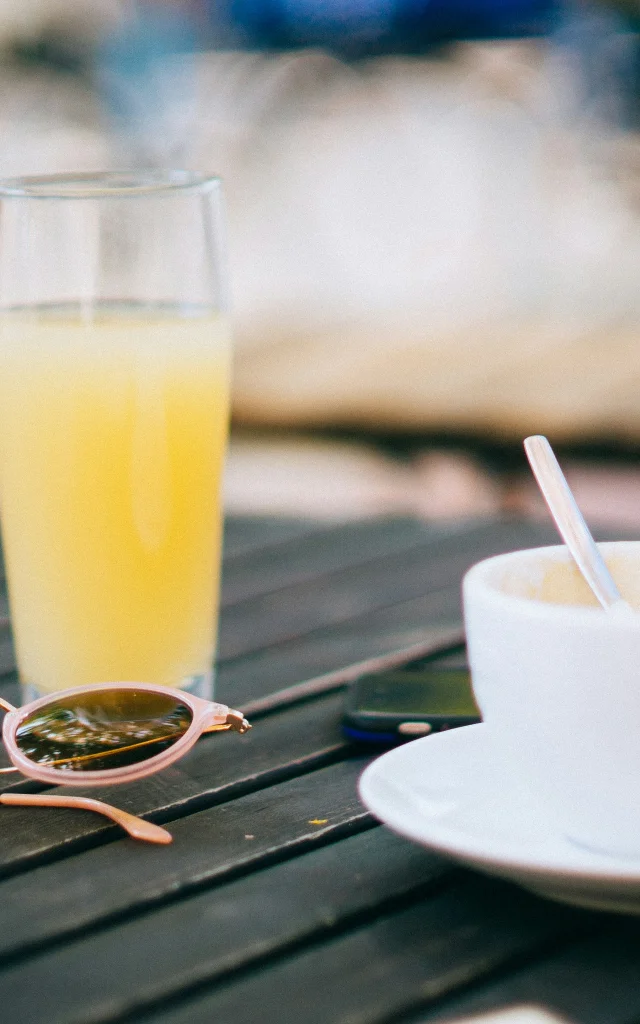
[3,0,640,525]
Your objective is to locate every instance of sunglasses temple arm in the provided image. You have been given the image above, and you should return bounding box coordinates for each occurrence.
[0,792,172,844]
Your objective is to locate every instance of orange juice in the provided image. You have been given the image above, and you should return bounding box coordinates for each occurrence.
[0,305,231,694]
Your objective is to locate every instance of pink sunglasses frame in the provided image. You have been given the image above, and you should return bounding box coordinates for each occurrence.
[0,681,250,787]
[0,682,251,843]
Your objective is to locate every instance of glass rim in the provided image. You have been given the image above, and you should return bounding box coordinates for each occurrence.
[0,170,221,200]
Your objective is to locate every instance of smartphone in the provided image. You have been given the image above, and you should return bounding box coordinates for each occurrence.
[342,663,480,744]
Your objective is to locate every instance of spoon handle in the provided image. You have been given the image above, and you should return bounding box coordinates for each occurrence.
[524,435,623,610]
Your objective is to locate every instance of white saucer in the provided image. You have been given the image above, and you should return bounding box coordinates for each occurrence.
[358,724,640,914]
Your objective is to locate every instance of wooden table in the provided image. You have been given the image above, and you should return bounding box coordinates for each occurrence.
[0,514,639,1024]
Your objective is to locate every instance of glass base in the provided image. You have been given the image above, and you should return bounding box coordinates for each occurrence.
[181,670,215,701]
[19,668,215,706]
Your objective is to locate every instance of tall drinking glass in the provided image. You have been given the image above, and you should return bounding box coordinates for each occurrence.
[0,172,231,702]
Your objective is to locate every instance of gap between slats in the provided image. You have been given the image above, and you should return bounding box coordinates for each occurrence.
[105,875,604,1024]
[404,921,640,1024]
[0,760,381,967]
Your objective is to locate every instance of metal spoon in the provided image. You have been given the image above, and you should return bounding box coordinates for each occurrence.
[524,434,632,612]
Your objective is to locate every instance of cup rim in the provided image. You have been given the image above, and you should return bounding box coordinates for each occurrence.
[0,171,221,200]
[463,540,640,629]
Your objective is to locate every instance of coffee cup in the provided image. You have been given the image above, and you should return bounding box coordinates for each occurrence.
[463,541,640,858]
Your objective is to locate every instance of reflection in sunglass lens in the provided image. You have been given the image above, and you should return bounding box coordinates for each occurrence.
[16,689,193,771]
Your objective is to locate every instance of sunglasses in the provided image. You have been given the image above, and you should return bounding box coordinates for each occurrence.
[0,682,251,844]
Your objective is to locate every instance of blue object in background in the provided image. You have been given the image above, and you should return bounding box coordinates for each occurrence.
[96,1,199,165]
[223,0,558,52]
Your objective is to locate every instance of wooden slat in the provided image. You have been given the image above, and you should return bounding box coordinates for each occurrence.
[217,589,465,708]
[217,519,558,663]
[238,622,465,713]
[221,517,445,606]
[130,875,598,1024]
[0,629,15,679]
[0,672,20,705]
[0,758,372,959]
[412,922,640,1024]
[0,829,450,1023]
[222,516,323,559]
[0,691,353,876]
[237,625,465,717]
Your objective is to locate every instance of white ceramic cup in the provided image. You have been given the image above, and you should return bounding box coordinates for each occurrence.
[463,541,640,859]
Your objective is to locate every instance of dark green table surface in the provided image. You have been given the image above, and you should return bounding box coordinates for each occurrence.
[0,514,638,1024]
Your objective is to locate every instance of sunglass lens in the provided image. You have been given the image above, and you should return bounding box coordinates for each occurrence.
[15,689,193,772]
